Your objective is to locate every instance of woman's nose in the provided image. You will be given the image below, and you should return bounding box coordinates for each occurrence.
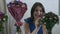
[37,11,41,15]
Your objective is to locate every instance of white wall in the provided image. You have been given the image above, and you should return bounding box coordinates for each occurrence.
[6,0,60,34]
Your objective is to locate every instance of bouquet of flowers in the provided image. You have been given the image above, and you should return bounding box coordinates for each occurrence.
[39,12,59,34]
[0,11,8,31]
[7,0,27,32]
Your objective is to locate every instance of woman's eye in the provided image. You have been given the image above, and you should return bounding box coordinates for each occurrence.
[35,9,43,13]
[40,10,42,12]
[35,10,38,11]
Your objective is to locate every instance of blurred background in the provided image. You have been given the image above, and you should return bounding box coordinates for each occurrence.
[0,0,60,34]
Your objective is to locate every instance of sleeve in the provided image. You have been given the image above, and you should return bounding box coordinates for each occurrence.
[24,18,30,24]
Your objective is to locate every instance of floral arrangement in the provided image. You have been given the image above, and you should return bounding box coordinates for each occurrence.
[7,1,27,32]
[39,12,59,34]
[0,12,8,31]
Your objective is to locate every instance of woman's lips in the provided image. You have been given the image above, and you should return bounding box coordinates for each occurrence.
[35,14,43,18]
[39,15,42,17]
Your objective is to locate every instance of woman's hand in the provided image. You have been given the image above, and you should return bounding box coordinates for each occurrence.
[34,17,41,28]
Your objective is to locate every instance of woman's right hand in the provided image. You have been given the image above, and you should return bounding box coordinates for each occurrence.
[34,17,41,28]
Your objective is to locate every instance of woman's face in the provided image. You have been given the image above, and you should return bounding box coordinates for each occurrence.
[33,6,44,19]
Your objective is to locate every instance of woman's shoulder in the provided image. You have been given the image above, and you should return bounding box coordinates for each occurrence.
[24,17,31,20]
[24,17,31,21]
[24,17,32,23]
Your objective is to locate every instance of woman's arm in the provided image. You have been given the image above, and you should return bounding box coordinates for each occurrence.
[24,22,39,34]
[24,17,40,34]
[42,24,47,34]
[31,26,39,34]
[31,19,41,34]
[24,23,30,34]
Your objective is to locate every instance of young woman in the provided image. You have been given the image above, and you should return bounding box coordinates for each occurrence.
[24,2,47,34]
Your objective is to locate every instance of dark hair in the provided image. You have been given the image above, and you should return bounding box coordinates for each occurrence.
[31,2,45,21]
